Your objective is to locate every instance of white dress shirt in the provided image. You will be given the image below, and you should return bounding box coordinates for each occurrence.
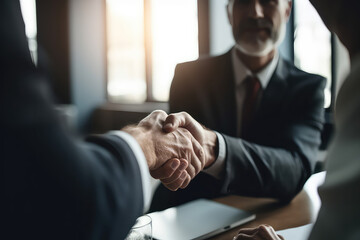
[203,48,279,179]
[109,131,153,213]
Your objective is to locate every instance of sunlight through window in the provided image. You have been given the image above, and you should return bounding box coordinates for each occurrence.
[20,0,38,64]
[106,0,198,103]
[106,0,146,103]
[151,0,199,101]
[294,0,332,108]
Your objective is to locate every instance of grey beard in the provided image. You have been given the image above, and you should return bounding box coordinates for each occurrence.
[235,23,286,57]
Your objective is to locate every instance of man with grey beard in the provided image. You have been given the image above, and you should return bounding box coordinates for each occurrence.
[150,0,326,211]
[234,0,360,238]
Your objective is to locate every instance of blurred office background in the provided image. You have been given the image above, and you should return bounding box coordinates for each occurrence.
[20,0,350,154]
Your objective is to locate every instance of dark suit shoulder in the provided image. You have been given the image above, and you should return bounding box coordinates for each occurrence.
[178,51,230,67]
[275,58,326,125]
[281,58,326,87]
[174,51,232,85]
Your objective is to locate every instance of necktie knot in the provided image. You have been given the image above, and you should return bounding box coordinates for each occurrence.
[245,76,261,96]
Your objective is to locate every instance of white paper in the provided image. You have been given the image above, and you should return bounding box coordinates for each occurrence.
[276,224,314,240]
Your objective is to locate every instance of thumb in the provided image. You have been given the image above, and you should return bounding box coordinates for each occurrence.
[162,113,186,133]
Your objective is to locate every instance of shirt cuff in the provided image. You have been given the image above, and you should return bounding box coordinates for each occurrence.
[108,131,152,213]
[202,131,226,179]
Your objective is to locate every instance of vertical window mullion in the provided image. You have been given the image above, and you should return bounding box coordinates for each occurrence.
[144,0,154,101]
[329,33,336,112]
[197,0,210,56]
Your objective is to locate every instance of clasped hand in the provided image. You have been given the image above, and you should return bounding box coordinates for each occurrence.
[124,110,216,191]
[233,225,284,240]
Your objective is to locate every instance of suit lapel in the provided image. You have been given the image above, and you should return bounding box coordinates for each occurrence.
[255,57,289,121]
[209,49,239,137]
[206,53,290,137]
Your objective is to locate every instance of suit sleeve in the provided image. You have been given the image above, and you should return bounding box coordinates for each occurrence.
[1,1,144,239]
[219,76,326,202]
[309,66,360,240]
[169,60,326,202]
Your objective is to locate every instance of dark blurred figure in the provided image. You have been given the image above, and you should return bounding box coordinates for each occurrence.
[150,0,326,212]
[234,0,360,239]
[0,1,205,239]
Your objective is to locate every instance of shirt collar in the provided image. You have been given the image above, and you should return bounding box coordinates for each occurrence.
[231,48,279,89]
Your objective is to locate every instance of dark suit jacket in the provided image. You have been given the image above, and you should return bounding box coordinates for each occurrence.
[150,49,325,211]
[1,1,143,239]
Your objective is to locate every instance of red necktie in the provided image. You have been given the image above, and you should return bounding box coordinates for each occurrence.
[242,76,261,136]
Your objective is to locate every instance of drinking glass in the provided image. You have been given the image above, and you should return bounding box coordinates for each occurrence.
[125,215,152,240]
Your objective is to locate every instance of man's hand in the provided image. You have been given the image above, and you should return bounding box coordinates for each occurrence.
[163,112,218,169]
[233,225,284,240]
[123,110,206,191]
[159,111,218,190]
[150,157,190,191]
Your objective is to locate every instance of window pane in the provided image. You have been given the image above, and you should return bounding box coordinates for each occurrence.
[151,0,199,101]
[294,0,332,108]
[20,0,38,64]
[106,0,146,103]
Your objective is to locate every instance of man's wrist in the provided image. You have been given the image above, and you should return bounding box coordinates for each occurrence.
[122,125,155,169]
[204,129,218,168]
[108,130,153,212]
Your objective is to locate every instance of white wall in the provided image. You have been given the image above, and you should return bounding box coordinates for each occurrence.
[69,0,106,131]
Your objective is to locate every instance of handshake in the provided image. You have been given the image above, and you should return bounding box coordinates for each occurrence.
[123,110,218,191]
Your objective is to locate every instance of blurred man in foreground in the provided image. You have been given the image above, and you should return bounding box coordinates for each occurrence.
[234,0,360,239]
[0,1,205,239]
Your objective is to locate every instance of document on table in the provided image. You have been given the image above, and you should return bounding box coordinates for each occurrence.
[276,224,314,240]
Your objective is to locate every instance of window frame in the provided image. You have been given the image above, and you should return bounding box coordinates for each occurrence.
[292,0,336,150]
[104,0,209,104]
[100,0,336,147]
[292,0,336,113]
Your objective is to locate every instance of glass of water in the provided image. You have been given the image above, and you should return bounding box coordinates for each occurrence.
[125,215,152,240]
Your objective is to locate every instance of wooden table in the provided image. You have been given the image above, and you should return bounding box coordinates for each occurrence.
[209,172,326,240]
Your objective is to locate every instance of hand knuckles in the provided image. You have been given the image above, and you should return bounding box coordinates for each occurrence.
[259,225,268,232]
[192,161,200,174]
[180,111,190,118]
[150,172,159,179]
[162,175,176,184]
[161,178,170,184]
[167,186,177,191]
[167,182,180,191]
[188,168,196,179]
[166,172,181,182]
[234,233,247,239]
[181,176,190,188]
[151,110,167,119]
[167,114,176,121]
[195,165,201,174]
[181,181,189,189]
[199,149,206,166]
[180,134,193,150]
[161,174,173,182]
[152,110,166,115]
[178,127,191,138]
[199,147,204,157]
